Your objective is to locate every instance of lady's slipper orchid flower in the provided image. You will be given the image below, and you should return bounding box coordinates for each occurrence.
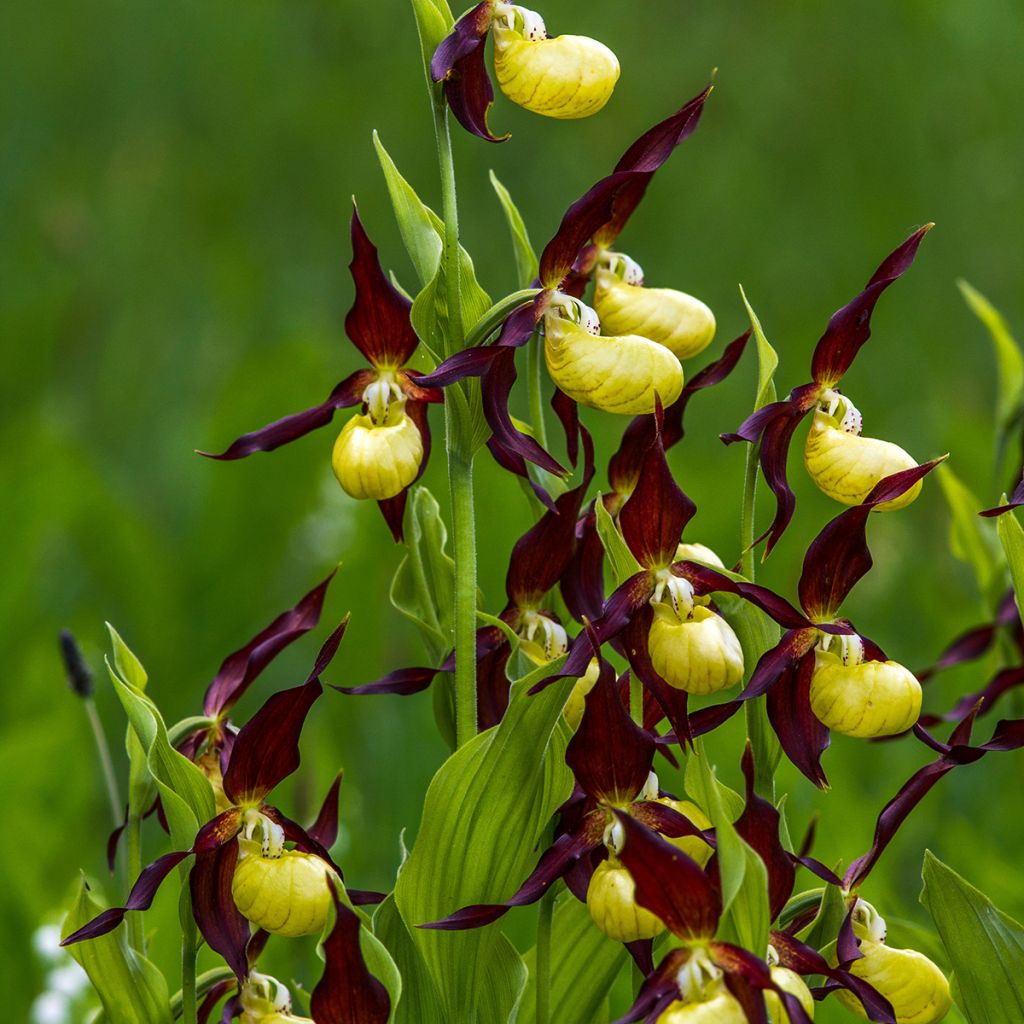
[723,225,934,554]
[691,461,943,786]
[202,207,441,541]
[420,657,715,944]
[432,1,618,142]
[337,430,595,730]
[416,87,713,478]
[62,622,382,981]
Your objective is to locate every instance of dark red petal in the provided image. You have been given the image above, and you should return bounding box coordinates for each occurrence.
[632,800,715,848]
[261,807,342,876]
[619,415,696,570]
[593,84,713,248]
[740,629,818,700]
[735,744,795,921]
[506,428,595,605]
[560,504,606,625]
[420,828,596,929]
[613,809,720,940]
[335,664,441,697]
[222,678,324,805]
[810,225,933,387]
[566,659,655,803]
[430,1,492,79]
[551,388,581,467]
[194,808,244,853]
[106,806,128,873]
[611,948,689,1024]
[976,716,1024,752]
[203,571,337,717]
[61,850,191,945]
[346,205,419,367]
[929,666,1024,726]
[198,979,237,1024]
[863,457,945,505]
[476,640,514,731]
[310,881,391,1024]
[660,329,752,450]
[918,621,1001,682]
[679,564,813,630]
[199,371,374,461]
[979,474,1024,517]
[308,771,344,852]
[767,652,830,788]
[191,843,250,982]
[375,400,433,542]
[607,414,655,499]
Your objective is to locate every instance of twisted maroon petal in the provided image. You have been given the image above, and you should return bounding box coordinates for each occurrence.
[767,652,830,788]
[979,474,1024,517]
[308,771,344,852]
[191,842,250,981]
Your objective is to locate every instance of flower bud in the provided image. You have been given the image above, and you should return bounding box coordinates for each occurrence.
[835,940,952,1024]
[331,411,423,501]
[563,657,600,729]
[657,993,747,1023]
[809,650,921,738]
[648,604,744,695]
[594,267,716,360]
[544,314,683,415]
[231,840,333,937]
[765,966,815,1022]
[586,857,665,942]
[656,798,713,867]
[491,14,619,120]
[675,542,726,570]
[804,409,920,511]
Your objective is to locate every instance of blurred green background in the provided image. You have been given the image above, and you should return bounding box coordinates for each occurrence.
[4,0,1023,1017]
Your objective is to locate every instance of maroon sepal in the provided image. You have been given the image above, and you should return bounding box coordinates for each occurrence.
[203,570,336,717]
[377,399,434,542]
[677,564,816,631]
[420,827,595,930]
[219,995,242,1023]
[346,206,419,368]
[917,589,1020,681]
[618,410,697,570]
[335,665,442,697]
[561,503,606,624]
[194,808,244,853]
[712,942,814,1024]
[310,881,391,1024]
[922,666,1024,727]
[198,979,236,1024]
[107,806,129,873]
[797,458,944,620]
[633,799,715,849]
[200,370,374,460]
[593,84,713,249]
[979,474,1024,517]
[430,2,507,144]
[61,850,192,945]
[506,428,595,606]
[308,771,344,851]
[612,810,720,941]
[625,939,655,977]
[767,653,830,788]
[566,660,655,803]
[735,743,794,920]
[721,383,822,556]
[612,947,688,1024]
[222,678,324,806]
[191,842,250,981]
[810,225,934,388]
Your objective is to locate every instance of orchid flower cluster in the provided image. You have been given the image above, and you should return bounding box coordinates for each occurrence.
[59,3,1024,1024]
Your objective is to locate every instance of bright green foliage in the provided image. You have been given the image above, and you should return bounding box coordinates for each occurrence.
[489,172,539,290]
[595,496,642,583]
[921,851,1024,1023]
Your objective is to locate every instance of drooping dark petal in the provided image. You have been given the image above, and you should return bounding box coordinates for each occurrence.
[735,744,795,921]
[198,979,236,1024]
[974,716,1024,752]
[376,399,434,542]
[810,224,934,387]
[632,799,715,848]
[566,660,655,803]
[767,652,830,788]
[613,809,720,941]
[611,948,689,1024]
[222,678,324,805]
[722,972,770,1024]
[486,437,558,513]
[476,639,514,731]
[106,807,128,873]
[560,503,606,624]
[190,842,250,981]
[916,598,1014,682]
[619,415,697,570]
[430,2,507,144]
[979,474,1024,517]
[625,939,655,977]
[346,205,420,367]
[678,564,815,630]
[607,413,656,499]
[593,84,714,248]
[310,880,391,1024]
[925,666,1024,726]
[308,771,344,852]
[203,571,337,717]
[219,995,241,1023]
[660,329,752,450]
[741,629,819,701]
[61,850,192,945]
[507,428,595,606]
[199,371,375,460]
[421,827,597,930]
[194,808,244,853]
[551,387,581,467]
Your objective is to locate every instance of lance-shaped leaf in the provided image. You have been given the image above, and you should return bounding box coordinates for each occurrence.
[430,2,507,143]
[310,882,391,1024]
[618,412,696,570]
[810,224,934,387]
[190,841,250,981]
[566,660,654,803]
[202,570,336,717]
[613,809,721,941]
[797,459,946,620]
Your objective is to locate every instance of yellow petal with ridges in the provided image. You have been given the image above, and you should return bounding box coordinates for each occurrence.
[232,847,334,938]
[493,27,619,119]
[544,315,683,414]
[331,412,423,501]
[656,797,713,866]
[648,605,744,695]
[809,650,922,738]
[594,268,717,360]
[586,859,665,942]
[804,410,920,510]
[657,993,747,1023]
[765,966,815,1022]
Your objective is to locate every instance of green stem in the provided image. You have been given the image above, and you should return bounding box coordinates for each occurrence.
[464,288,541,348]
[126,812,145,952]
[535,888,555,1024]
[180,907,199,1024]
[629,673,643,727]
[83,697,122,828]
[433,101,463,358]
[527,330,548,450]
[740,444,759,581]
[169,968,235,1020]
